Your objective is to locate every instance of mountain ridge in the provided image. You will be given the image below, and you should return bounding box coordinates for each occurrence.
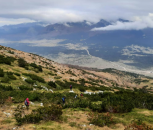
[0,20,153,75]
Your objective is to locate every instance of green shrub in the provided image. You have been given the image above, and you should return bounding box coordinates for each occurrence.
[54,76,62,79]
[14,104,62,125]
[22,112,41,124]
[25,79,35,84]
[36,104,63,121]
[0,84,13,91]
[63,99,90,109]
[19,85,33,90]
[66,70,76,76]
[8,75,16,80]
[1,119,12,124]
[18,58,27,68]
[55,80,84,90]
[30,63,37,68]
[24,66,29,70]
[48,81,57,88]
[79,86,86,92]
[1,75,9,83]
[88,86,96,91]
[70,79,77,82]
[5,86,13,91]
[6,71,13,75]
[88,112,115,127]
[30,63,43,72]
[69,122,77,127]
[0,91,9,106]
[14,105,27,126]
[8,50,14,54]
[30,74,45,83]
[0,55,12,65]
[6,56,16,63]
[89,103,102,112]
[38,66,43,72]
[10,91,41,103]
[6,71,17,80]
[79,79,85,86]
[23,73,45,83]
[125,119,153,130]
[101,95,134,113]
[96,86,111,91]
[48,72,55,76]
[0,85,6,91]
[84,93,104,102]
[0,68,4,77]
[14,73,21,76]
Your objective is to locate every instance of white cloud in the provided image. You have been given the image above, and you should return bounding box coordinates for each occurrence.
[0,39,90,53]
[122,45,153,56]
[63,23,71,27]
[0,39,65,47]
[86,21,92,26]
[65,43,91,55]
[0,17,35,26]
[92,14,153,31]
[0,0,153,26]
[65,43,88,50]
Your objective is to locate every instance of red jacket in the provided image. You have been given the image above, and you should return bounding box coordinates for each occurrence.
[25,98,30,105]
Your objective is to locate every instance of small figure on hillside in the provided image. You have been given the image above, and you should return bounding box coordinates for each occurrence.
[70,85,72,91]
[62,96,66,105]
[75,94,78,99]
[80,93,83,97]
[24,98,30,110]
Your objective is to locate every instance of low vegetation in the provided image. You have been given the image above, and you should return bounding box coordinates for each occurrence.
[0,45,153,129]
[14,104,62,125]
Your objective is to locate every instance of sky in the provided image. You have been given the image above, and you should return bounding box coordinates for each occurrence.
[0,0,153,30]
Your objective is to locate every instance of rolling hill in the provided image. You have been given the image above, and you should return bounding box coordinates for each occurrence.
[0,45,153,130]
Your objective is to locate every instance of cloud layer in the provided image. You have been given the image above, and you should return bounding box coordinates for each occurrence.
[0,39,89,52]
[92,14,153,31]
[122,45,153,56]
[0,0,153,29]
[0,39,65,46]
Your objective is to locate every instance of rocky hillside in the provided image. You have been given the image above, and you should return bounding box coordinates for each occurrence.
[1,45,153,130]
[1,44,153,91]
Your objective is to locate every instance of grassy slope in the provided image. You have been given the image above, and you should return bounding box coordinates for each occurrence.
[1,45,153,130]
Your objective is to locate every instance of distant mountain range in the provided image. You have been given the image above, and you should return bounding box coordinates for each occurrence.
[0,19,153,76]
